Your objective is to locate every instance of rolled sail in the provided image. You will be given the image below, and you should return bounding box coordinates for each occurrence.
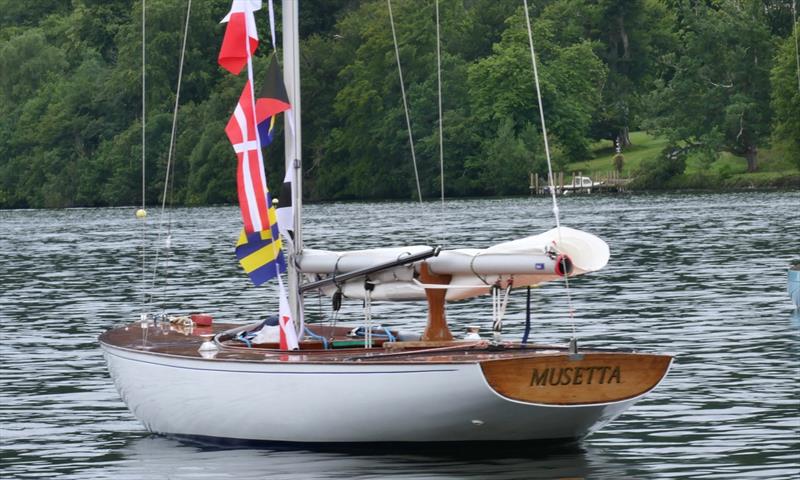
[297,227,609,301]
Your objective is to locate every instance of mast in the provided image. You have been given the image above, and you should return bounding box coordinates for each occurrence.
[282,0,303,324]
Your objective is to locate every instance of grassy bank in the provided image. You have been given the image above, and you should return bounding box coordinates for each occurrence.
[562,132,800,190]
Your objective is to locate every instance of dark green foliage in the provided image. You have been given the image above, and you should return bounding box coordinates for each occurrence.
[0,0,796,208]
[644,0,778,173]
[770,22,800,169]
[631,146,688,189]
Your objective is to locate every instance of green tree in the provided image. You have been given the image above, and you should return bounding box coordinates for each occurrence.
[464,119,542,195]
[646,0,774,172]
[468,8,606,164]
[309,0,477,200]
[770,21,800,168]
[532,0,676,148]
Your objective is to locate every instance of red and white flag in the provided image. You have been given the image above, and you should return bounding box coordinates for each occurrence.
[218,0,262,75]
[225,80,270,234]
[278,281,299,350]
[219,0,299,350]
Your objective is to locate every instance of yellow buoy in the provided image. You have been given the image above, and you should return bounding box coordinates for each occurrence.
[135,209,147,219]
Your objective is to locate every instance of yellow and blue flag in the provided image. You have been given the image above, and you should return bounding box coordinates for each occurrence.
[235,200,286,286]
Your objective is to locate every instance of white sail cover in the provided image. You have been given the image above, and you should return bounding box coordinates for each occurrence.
[297,227,609,301]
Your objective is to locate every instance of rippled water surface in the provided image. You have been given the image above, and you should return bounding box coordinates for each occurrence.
[1,192,799,479]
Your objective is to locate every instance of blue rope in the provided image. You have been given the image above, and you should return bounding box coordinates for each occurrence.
[236,332,253,348]
[382,325,396,342]
[522,286,532,345]
[304,326,329,349]
[353,325,395,340]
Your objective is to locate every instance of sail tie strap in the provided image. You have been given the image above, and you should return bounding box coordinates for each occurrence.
[491,283,512,335]
[469,253,490,285]
[363,281,375,348]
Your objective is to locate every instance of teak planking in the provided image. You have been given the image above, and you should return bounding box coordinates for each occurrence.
[480,353,672,405]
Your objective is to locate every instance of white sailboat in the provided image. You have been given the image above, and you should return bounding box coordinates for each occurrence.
[100,0,671,444]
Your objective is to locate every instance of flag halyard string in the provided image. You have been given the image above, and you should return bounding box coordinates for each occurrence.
[220,2,298,350]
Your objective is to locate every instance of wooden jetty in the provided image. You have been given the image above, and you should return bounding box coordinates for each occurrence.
[530,171,632,195]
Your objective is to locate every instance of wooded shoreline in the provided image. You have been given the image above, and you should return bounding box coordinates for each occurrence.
[1,1,798,209]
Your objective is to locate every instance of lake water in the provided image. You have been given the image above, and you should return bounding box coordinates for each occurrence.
[1,192,798,479]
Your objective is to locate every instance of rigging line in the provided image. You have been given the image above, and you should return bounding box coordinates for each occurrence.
[162,126,179,302]
[268,0,276,52]
[435,0,446,247]
[147,0,193,307]
[522,0,575,339]
[140,0,147,308]
[387,0,423,206]
[163,0,192,303]
[141,0,146,214]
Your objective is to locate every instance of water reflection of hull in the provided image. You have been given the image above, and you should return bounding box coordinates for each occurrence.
[113,435,621,480]
[100,324,671,443]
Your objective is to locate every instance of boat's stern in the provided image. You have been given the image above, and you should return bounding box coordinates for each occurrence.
[477,350,672,438]
[480,351,672,406]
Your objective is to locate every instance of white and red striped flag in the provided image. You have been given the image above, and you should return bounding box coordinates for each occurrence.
[225,80,297,350]
[218,0,262,75]
[220,0,299,350]
[225,80,271,234]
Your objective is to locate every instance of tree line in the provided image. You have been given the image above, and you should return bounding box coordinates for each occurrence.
[1,0,798,208]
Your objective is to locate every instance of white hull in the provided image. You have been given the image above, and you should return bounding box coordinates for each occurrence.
[102,343,641,443]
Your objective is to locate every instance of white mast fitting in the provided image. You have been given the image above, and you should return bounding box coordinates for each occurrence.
[282,0,303,330]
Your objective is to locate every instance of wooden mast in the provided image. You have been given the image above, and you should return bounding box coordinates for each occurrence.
[419,262,453,341]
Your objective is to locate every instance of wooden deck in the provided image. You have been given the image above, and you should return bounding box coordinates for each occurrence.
[100,321,672,406]
[100,321,623,365]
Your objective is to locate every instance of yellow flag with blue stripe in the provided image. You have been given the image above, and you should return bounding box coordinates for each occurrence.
[235,204,285,286]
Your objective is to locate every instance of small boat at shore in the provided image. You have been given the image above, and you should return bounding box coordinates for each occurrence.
[100,0,672,444]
